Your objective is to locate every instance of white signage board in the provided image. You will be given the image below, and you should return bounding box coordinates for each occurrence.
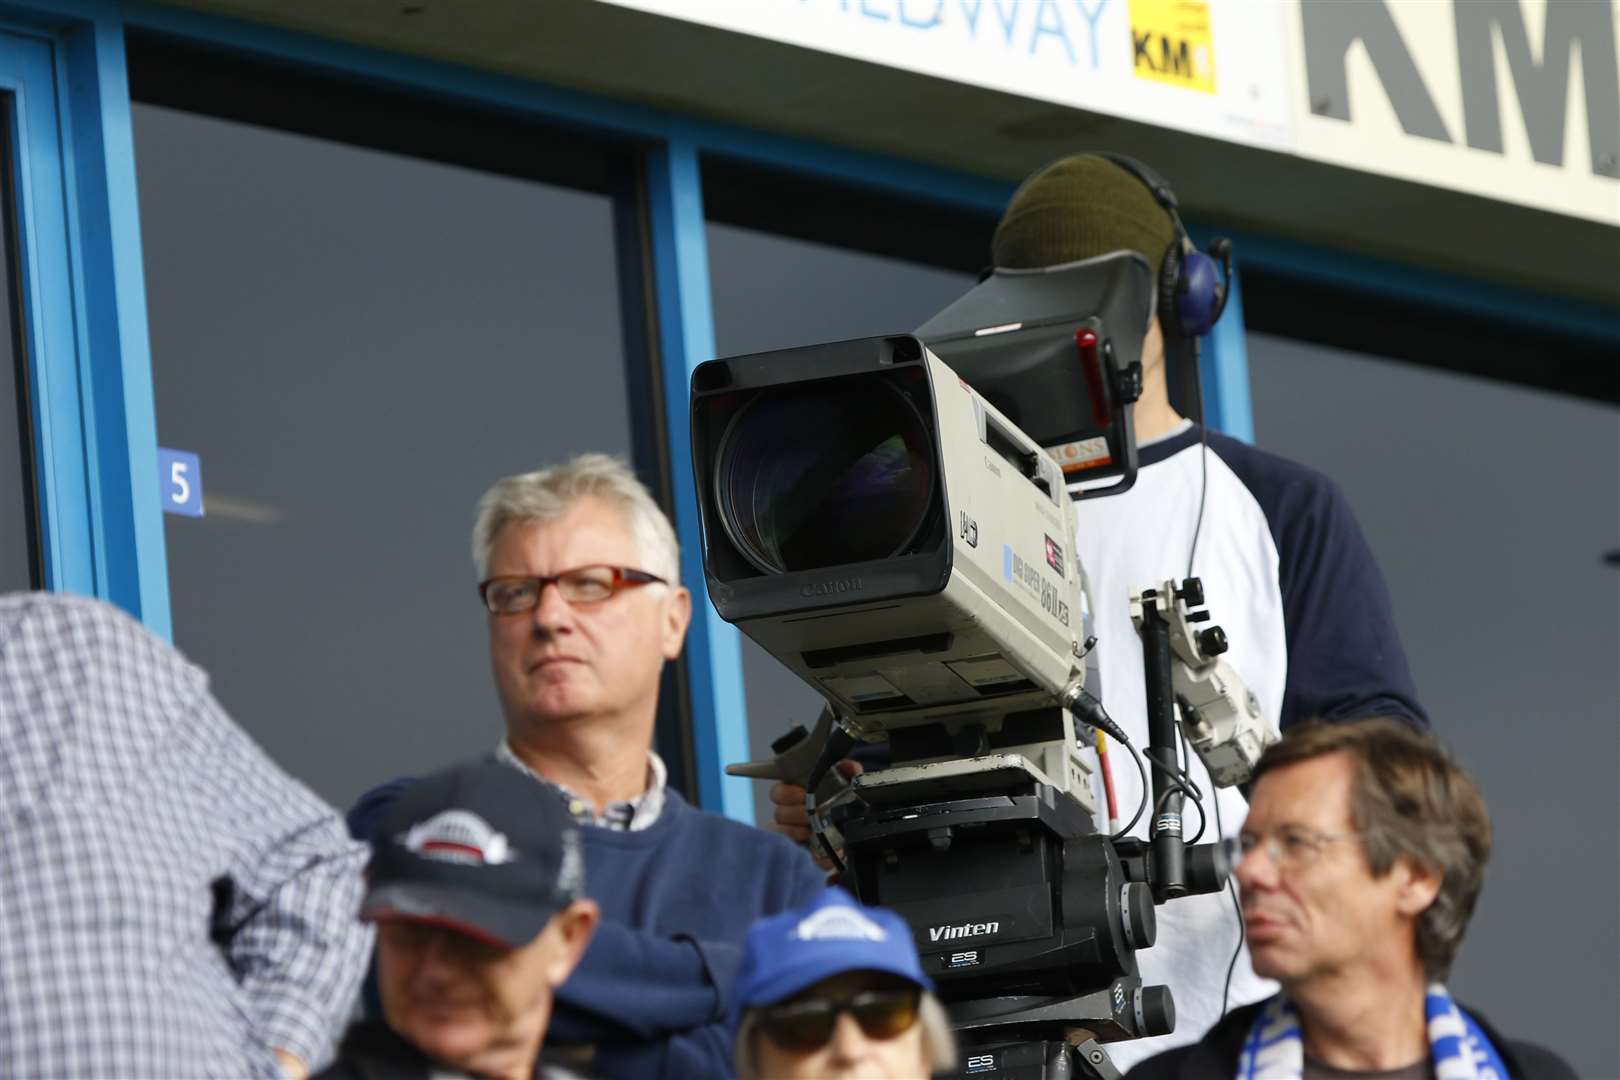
[597,0,1295,151]
[597,0,1620,226]
[1284,0,1619,225]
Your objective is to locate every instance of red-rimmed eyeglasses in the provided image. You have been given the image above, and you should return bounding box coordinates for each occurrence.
[479,565,667,613]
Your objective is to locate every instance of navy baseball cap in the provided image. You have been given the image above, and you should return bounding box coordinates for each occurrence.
[736,887,932,1011]
[362,759,585,948]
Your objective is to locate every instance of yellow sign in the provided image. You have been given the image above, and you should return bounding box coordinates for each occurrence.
[1129,0,1217,94]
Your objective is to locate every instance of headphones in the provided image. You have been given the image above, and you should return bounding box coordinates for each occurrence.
[1092,153,1234,340]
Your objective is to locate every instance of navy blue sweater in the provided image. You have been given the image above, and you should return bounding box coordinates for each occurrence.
[350,778,825,1079]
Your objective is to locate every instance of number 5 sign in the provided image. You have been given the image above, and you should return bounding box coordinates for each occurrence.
[158,448,205,518]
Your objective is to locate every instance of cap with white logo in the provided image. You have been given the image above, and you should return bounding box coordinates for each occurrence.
[362,759,585,948]
[735,886,931,1011]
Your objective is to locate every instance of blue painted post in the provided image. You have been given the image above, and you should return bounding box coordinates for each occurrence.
[1199,268,1254,443]
[60,16,173,638]
[645,135,755,823]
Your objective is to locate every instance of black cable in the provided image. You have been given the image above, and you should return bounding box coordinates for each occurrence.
[1212,767,1244,1019]
[814,830,847,879]
[1188,338,1243,1015]
[1143,755,1202,810]
[1178,727,1207,845]
[1077,690,1206,845]
[1108,732,1151,841]
[1185,345,1210,580]
[1071,689,1154,842]
[1148,771,1205,847]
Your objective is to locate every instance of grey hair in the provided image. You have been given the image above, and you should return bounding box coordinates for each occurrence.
[470,453,680,583]
[734,991,957,1079]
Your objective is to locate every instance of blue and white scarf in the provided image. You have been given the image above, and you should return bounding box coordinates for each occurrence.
[1237,985,1510,1079]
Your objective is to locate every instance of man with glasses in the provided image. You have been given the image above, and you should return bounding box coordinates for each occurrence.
[733,887,956,1080]
[1126,717,1573,1079]
[351,453,825,1079]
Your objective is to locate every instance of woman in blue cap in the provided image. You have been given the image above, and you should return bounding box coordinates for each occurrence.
[733,887,957,1079]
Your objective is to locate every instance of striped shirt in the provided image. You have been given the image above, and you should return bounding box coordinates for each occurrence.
[0,592,371,1077]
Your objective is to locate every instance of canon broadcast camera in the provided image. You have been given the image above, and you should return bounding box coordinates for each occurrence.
[690,255,1273,1079]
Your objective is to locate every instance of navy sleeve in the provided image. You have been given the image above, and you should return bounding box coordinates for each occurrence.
[545,929,739,1078]
[551,839,820,1039]
[548,926,736,1040]
[1264,464,1425,727]
[1210,435,1426,729]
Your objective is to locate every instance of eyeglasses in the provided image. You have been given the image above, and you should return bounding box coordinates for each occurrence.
[756,987,921,1053]
[1239,826,1366,872]
[479,565,667,613]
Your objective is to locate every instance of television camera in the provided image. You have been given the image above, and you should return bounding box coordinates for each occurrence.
[690,254,1272,1078]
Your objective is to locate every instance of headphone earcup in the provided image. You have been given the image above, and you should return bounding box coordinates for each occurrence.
[1158,241,1184,339]
[1176,248,1224,338]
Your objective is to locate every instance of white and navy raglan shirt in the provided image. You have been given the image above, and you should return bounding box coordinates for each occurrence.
[1077,420,1425,1071]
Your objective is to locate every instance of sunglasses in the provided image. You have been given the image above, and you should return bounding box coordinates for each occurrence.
[757,986,921,1053]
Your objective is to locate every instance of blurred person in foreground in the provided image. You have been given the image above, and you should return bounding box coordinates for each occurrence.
[317,760,598,1080]
[733,887,956,1080]
[1127,717,1575,1080]
[0,591,369,1078]
[349,453,825,1078]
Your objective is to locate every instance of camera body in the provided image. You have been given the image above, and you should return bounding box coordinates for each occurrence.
[692,328,1246,1072]
[691,335,1090,801]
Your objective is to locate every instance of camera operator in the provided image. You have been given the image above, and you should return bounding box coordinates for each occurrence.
[1127,717,1573,1079]
[771,153,1427,1068]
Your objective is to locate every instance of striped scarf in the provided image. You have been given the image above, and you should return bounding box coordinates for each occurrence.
[1237,985,1509,1079]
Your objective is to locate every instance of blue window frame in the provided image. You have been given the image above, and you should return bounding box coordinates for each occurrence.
[0,7,167,632]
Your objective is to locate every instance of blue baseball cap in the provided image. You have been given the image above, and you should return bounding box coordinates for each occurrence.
[736,887,932,1011]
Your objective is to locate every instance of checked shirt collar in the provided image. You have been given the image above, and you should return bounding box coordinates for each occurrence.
[496,737,667,831]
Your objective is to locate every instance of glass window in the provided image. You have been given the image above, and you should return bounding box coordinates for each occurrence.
[704,159,990,820]
[0,105,38,592]
[133,76,654,808]
[1247,331,1618,1076]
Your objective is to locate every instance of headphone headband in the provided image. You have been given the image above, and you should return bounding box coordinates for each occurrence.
[1084,151,1229,339]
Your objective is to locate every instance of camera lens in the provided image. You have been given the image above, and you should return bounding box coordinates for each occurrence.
[717,380,935,574]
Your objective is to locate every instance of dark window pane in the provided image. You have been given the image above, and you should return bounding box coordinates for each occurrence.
[1248,331,1618,1077]
[0,102,38,592]
[137,101,639,809]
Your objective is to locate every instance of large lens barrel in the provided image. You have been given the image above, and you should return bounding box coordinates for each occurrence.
[715,379,935,574]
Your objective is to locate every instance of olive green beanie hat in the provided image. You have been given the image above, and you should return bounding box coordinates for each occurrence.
[992,155,1175,277]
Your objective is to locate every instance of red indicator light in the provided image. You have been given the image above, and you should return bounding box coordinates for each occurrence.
[1075,329,1111,429]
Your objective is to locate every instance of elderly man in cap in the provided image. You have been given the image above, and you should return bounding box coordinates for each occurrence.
[733,887,956,1080]
[319,759,599,1080]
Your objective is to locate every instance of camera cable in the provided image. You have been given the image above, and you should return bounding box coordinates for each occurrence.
[1187,338,1246,1018]
[1213,776,1244,1020]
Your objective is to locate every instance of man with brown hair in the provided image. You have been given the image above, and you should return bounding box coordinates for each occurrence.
[1127,717,1574,1079]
